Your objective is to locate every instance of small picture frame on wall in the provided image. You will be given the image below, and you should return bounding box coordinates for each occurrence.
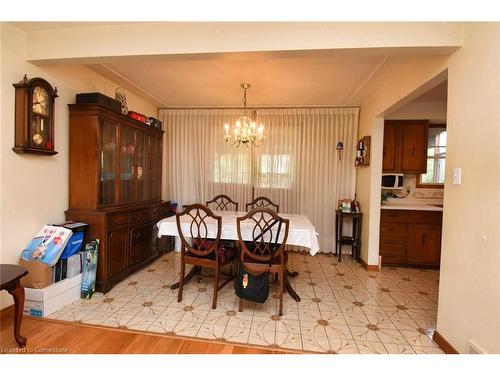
[355,136,371,166]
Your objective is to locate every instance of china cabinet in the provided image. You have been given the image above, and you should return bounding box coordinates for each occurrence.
[66,103,166,293]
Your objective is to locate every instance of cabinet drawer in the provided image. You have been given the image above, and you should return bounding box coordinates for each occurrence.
[380,251,406,264]
[130,207,158,224]
[380,237,405,248]
[407,211,442,224]
[108,213,128,229]
[380,222,405,237]
[380,210,408,223]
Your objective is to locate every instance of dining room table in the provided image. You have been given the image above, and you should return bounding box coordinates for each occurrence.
[156,210,320,302]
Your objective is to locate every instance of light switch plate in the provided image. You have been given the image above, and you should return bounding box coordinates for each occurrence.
[453,168,462,185]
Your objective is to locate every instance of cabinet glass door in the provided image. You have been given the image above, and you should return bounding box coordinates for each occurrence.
[136,132,150,201]
[99,120,117,206]
[120,127,136,204]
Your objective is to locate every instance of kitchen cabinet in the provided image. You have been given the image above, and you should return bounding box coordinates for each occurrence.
[407,224,441,266]
[382,122,399,172]
[379,209,442,267]
[66,103,167,293]
[383,120,428,174]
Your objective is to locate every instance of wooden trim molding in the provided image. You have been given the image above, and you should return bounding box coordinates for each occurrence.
[359,257,379,272]
[433,330,459,354]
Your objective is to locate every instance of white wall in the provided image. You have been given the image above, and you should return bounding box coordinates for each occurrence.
[0,23,157,309]
[436,23,500,354]
[356,23,500,353]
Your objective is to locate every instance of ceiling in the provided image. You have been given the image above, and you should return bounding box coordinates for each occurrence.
[88,50,392,107]
[87,48,454,108]
[12,22,135,32]
[413,80,448,103]
[11,22,457,108]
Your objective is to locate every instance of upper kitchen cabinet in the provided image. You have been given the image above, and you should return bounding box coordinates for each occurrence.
[382,121,399,172]
[383,120,429,174]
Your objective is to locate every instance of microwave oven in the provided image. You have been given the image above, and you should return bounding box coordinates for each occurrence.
[381,173,404,189]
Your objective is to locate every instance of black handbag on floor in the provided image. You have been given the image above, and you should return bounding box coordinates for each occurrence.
[234,261,270,304]
[234,220,282,304]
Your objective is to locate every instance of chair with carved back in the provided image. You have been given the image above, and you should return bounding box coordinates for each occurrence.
[175,204,237,309]
[236,207,290,316]
[206,194,239,211]
[245,196,279,213]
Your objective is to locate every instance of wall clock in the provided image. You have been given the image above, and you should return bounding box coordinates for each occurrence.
[12,74,58,155]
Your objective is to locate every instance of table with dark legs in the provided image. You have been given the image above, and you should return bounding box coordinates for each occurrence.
[160,211,320,303]
[1,264,28,348]
[335,210,363,262]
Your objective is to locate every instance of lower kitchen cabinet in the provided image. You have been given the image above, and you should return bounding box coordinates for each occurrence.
[407,224,441,266]
[379,209,442,267]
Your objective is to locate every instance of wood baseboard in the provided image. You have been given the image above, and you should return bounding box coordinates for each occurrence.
[359,257,379,272]
[0,304,14,318]
[433,330,459,354]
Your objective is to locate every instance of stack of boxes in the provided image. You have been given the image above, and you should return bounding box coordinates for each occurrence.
[20,222,89,317]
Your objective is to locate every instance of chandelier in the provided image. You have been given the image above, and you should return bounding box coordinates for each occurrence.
[223,83,265,147]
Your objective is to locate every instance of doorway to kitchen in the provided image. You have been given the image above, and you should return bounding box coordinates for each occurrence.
[375,76,448,346]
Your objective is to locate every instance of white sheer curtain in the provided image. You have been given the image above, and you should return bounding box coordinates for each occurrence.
[159,107,359,253]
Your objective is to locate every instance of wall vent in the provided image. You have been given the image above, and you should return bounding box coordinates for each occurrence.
[467,339,486,354]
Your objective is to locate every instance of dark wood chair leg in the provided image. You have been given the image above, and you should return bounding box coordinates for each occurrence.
[177,261,185,302]
[8,281,27,348]
[278,270,284,316]
[239,297,243,312]
[212,266,220,309]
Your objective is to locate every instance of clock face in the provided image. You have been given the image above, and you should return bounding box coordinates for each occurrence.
[32,86,49,116]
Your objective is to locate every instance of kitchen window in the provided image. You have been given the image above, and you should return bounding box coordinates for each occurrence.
[418,125,446,187]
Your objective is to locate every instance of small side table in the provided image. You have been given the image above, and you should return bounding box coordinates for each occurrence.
[335,210,363,262]
[0,264,28,348]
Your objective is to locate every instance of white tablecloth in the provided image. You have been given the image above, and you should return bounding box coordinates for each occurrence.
[157,211,320,256]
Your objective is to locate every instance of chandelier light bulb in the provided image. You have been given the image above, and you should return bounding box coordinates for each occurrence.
[223,83,265,148]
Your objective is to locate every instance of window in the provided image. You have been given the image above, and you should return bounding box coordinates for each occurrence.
[257,154,293,189]
[213,153,293,189]
[418,125,446,187]
[213,153,251,184]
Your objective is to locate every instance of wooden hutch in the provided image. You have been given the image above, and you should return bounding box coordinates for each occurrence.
[66,103,170,293]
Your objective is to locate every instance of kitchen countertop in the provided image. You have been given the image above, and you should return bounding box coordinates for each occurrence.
[381,198,444,212]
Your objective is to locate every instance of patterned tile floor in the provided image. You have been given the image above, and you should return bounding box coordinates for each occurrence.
[47,251,443,354]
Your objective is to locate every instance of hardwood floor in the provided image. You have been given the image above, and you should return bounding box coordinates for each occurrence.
[0,310,295,354]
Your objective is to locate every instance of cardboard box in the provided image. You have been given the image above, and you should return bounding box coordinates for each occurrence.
[19,258,53,289]
[23,273,82,317]
[21,225,73,266]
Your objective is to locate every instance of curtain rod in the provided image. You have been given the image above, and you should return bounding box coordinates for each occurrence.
[159,105,361,110]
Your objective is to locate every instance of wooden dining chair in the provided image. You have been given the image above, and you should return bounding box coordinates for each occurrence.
[245,196,279,213]
[236,207,290,316]
[206,194,239,211]
[176,204,238,309]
